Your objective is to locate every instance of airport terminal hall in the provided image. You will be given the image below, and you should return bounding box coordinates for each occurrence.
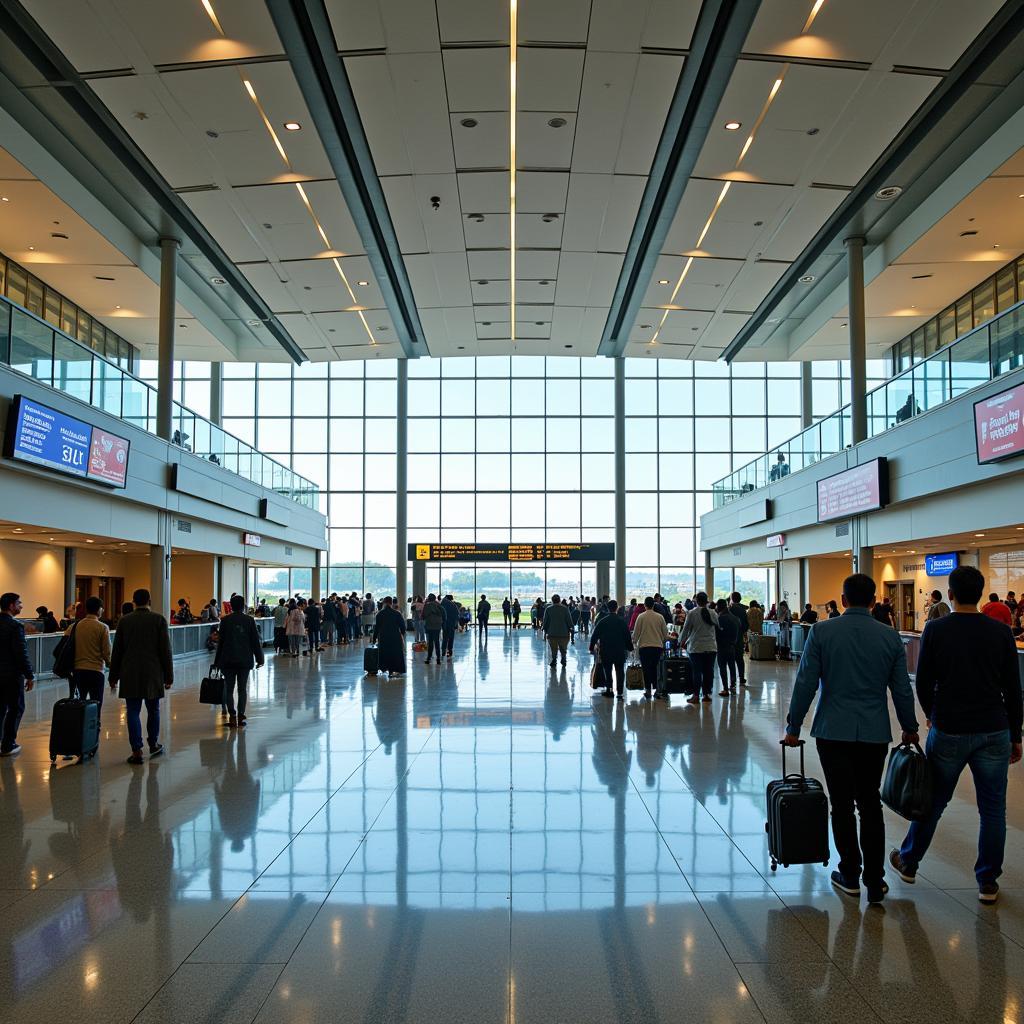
[6,0,1024,1022]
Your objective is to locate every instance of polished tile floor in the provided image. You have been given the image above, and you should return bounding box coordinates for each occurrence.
[3,627,1024,1023]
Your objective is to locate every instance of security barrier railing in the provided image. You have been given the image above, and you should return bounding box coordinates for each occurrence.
[0,294,319,508]
[712,300,1024,506]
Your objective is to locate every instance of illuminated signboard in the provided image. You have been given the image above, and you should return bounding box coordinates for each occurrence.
[925,552,958,576]
[816,458,888,523]
[409,542,615,562]
[4,395,130,488]
[974,383,1024,464]
[766,533,786,548]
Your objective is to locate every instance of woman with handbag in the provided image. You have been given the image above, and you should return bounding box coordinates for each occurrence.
[285,600,305,657]
[679,592,719,704]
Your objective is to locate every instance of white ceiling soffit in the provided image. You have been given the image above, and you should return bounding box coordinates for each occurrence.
[12,0,1014,364]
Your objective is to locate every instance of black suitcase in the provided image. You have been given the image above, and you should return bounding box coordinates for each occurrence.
[660,654,694,695]
[49,697,100,763]
[364,645,380,675]
[765,740,830,871]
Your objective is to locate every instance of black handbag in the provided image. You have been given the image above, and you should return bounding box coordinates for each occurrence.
[881,742,933,821]
[52,622,78,680]
[199,666,225,705]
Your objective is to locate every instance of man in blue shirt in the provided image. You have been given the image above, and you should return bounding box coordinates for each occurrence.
[784,573,919,904]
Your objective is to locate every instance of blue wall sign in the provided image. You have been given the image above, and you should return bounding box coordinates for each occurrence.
[7,396,91,478]
[925,552,959,576]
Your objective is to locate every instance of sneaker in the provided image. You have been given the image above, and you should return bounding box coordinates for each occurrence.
[616,694,624,702]
[979,882,1000,904]
[686,696,700,705]
[550,660,557,667]
[126,752,144,765]
[866,881,889,904]
[149,743,164,758]
[0,744,21,757]
[602,689,613,699]
[719,690,729,697]
[831,871,861,898]
[701,695,712,703]
[228,716,238,729]
[239,716,247,728]
[889,850,916,884]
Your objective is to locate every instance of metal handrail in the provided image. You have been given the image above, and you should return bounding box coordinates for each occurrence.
[712,298,1024,506]
[1,294,319,507]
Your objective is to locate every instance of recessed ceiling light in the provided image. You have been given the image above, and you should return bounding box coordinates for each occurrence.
[460,117,478,128]
[724,121,741,131]
[0,196,8,202]
[541,213,559,223]
[357,280,369,287]
[534,321,545,326]
[658,279,670,285]
[911,273,932,280]
[27,246,34,251]
[377,326,388,331]
[12,528,23,533]
[283,121,301,131]
[1018,194,1024,199]
[115,305,121,310]
[993,244,1000,248]
[798,274,815,283]
[94,275,115,281]
[959,230,978,238]
[85,538,94,543]
[50,232,68,240]
[538,280,550,286]
[766,317,780,324]
[467,213,485,223]
[564,344,573,348]
[179,323,189,329]
[640,324,652,330]
[457,345,465,350]
[247,319,262,327]
[210,276,227,285]
[547,117,567,128]
[975,533,986,537]
[477,280,489,286]
[875,185,902,201]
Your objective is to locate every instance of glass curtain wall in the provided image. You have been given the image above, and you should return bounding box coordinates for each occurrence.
[156,355,884,608]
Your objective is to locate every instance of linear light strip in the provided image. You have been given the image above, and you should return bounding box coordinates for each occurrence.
[200,0,225,36]
[509,0,518,345]
[737,73,785,168]
[243,78,292,169]
[802,0,826,34]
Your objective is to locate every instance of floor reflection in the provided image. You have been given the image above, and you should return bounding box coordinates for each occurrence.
[3,630,1024,1023]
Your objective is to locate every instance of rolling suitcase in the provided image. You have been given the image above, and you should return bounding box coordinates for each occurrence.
[749,633,776,660]
[765,740,830,871]
[49,697,101,763]
[659,654,694,695]
[364,644,380,675]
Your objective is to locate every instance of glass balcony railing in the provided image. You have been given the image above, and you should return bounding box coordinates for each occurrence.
[712,298,1024,507]
[0,293,319,508]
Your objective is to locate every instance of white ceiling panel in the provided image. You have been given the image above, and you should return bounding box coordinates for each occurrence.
[554,251,626,306]
[758,186,847,262]
[518,48,586,112]
[572,52,641,174]
[436,0,505,44]
[451,113,507,170]
[516,279,558,303]
[345,56,413,178]
[561,174,646,254]
[885,0,1005,70]
[518,112,577,169]
[181,191,269,263]
[520,0,591,44]
[516,213,565,248]
[442,49,508,112]
[725,261,790,313]
[405,252,473,309]
[616,55,685,177]
[518,172,570,213]
[638,0,701,52]
[324,0,387,51]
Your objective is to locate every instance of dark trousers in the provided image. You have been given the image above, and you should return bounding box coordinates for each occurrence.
[426,629,441,661]
[0,677,26,752]
[308,627,320,649]
[70,669,105,710]
[222,667,251,717]
[503,612,511,625]
[273,626,286,652]
[125,697,161,752]
[717,649,737,688]
[478,616,488,636]
[689,651,717,697]
[442,627,455,656]
[735,643,746,682]
[638,647,662,695]
[816,738,888,885]
[601,657,626,695]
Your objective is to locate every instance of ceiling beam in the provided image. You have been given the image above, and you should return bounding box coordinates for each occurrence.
[265,0,426,359]
[723,0,1024,363]
[596,0,762,357]
[0,0,307,364]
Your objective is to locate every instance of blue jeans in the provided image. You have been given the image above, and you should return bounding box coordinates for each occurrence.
[125,697,161,752]
[0,677,26,752]
[899,726,1011,885]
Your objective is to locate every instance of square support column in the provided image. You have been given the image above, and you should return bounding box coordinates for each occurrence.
[156,237,180,442]
[845,235,868,445]
[63,546,77,613]
[396,360,408,611]
[614,357,626,606]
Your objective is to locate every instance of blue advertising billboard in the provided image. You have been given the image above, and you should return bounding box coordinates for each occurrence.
[4,395,130,488]
[925,552,959,576]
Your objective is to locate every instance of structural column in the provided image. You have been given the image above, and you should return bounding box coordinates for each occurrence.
[396,359,408,613]
[412,560,426,601]
[210,362,223,426]
[800,362,813,430]
[845,235,868,445]
[149,514,171,617]
[596,560,610,603]
[63,546,76,613]
[156,237,180,442]
[311,550,321,602]
[703,550,713,598]
[613,357,626,605]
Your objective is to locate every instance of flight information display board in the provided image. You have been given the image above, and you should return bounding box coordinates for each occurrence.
[410,542,615,562]
[816,457,888,523]
[5,395,130,488]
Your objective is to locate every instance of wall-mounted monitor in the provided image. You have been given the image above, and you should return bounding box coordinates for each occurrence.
[925,552,959,576]
[816,457,889,523]
[974,384,1024,465]
[4,395,130,489]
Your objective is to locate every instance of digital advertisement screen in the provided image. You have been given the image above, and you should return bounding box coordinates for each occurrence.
[409,542,615,562]
[925,552,959,576]
[816,458,889,523]
[5,395,130,488]
[6,395,90,479]
[974,384,1024,464]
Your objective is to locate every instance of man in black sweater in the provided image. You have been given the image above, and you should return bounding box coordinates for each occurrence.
[891,565,1022,904]
[589,600,634,700]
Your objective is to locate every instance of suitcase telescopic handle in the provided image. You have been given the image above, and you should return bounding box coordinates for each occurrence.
[779,738,805,778]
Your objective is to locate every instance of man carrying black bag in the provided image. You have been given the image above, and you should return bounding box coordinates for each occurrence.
[783,573,919,905]
[215,595,265,729]
[890,565,1022,904]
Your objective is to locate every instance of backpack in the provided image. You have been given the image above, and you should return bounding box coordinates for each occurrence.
[52,622,79,680]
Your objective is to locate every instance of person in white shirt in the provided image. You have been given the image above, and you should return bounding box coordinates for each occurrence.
[679,592,719,704]
[631,597,669,700]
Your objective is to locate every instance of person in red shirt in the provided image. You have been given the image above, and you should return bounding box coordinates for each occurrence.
[981,593,1013,627]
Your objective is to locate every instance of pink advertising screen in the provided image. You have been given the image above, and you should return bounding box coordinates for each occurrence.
[87,429,130,487]
[974,384,1024,465]
[816,458,888,523]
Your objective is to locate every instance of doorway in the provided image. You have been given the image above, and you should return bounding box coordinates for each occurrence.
[76,575,124,620]
[884,580,916,632]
